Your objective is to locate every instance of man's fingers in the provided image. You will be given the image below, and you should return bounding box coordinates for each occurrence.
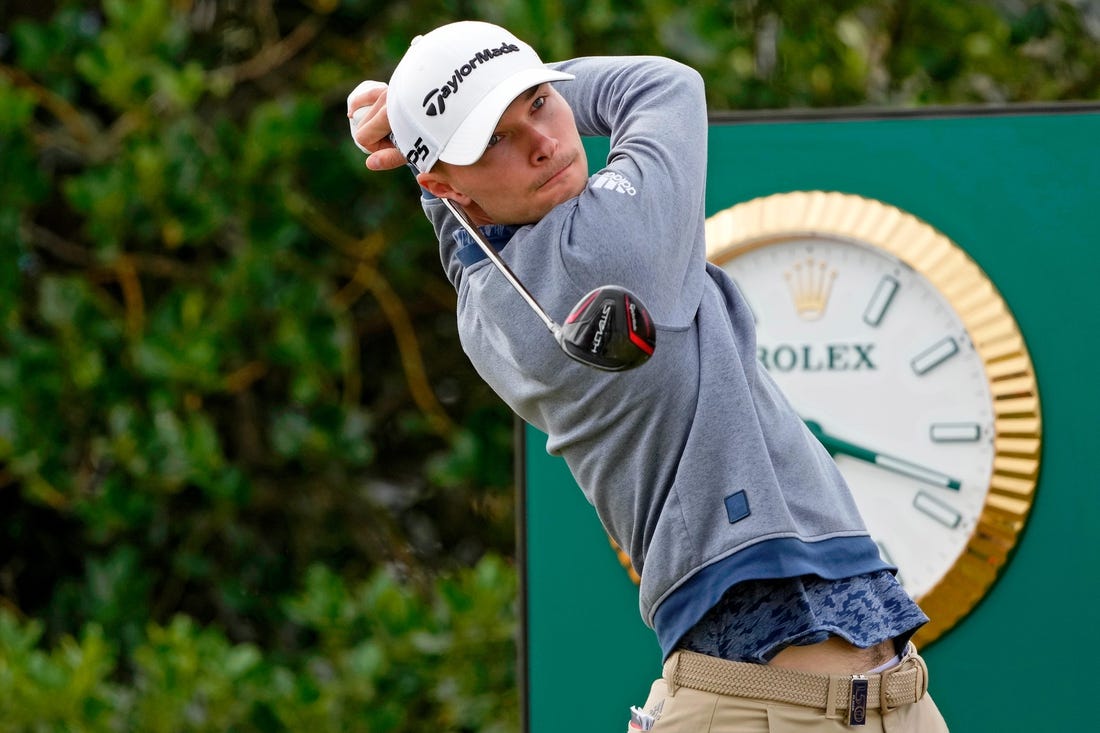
[366,147,407,171]
[347,81,390,154]
[346,80,406,170]
[346,80,387,115]
[351,101,390,152]
[348,89,387,124]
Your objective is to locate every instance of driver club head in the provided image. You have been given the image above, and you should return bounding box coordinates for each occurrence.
[558,286,656,371]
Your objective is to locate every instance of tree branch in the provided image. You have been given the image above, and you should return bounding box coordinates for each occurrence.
[0,62,99,148]
[285,189,455,437]
[209,16,324,86]
[24,223,202,281]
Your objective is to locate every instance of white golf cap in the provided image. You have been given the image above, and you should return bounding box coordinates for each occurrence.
[387,21,574,172]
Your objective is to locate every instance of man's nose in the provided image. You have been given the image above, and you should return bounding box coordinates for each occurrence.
[527,124,558,164]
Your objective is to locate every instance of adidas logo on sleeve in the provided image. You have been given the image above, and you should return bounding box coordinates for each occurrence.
[590,171,638,196]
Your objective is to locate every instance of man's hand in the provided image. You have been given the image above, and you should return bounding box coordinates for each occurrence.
[346,80,407,171]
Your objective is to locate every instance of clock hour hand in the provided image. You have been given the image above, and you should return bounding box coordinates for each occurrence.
[804,419,962,491]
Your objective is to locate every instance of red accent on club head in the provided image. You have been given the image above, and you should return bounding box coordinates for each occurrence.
[565,290,601,324]
[628,330,655,356]
[625,295,655,356]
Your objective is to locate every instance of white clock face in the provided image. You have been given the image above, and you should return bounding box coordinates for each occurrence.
[720,237,996,600]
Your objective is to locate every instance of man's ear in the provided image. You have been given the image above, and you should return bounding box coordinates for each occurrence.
[416,170,494,226]
[416,172,474,207]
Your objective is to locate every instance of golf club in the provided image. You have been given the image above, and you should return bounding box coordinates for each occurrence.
[350,97,656,371]
[435,194,656,371]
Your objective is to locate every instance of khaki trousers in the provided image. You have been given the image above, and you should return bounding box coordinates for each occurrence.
[630,646,949,732]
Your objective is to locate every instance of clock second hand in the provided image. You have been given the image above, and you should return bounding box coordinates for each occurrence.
[804,419,962,491]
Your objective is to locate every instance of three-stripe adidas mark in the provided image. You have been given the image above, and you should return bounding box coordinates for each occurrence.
[591,171,637,196]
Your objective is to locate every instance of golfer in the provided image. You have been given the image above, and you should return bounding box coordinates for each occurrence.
[348,20,949,732]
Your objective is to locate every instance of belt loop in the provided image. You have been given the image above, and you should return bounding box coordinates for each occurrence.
[825,674,842,720]
[912,650,929,701]
[664,652,681,696]
[879,645,927,714]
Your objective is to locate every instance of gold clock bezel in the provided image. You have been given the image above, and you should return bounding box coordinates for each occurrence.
[703,191,1042,646]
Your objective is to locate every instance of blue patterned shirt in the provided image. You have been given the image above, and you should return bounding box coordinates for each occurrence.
[675,570,928,664]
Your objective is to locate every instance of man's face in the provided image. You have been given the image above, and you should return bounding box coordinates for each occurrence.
[422,83,588,226]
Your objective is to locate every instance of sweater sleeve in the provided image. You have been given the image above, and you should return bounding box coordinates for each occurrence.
[546,56,710,327]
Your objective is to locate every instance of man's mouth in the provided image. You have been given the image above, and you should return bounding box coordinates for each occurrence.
[538,155,576,189]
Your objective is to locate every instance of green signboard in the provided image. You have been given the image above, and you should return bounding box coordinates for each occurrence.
[520,105,1100,732]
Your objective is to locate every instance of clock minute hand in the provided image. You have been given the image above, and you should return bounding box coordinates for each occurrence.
[804,419,962,491]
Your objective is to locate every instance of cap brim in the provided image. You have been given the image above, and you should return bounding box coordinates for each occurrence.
[438,67,575,166]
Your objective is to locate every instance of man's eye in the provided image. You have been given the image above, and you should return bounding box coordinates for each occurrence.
[532,96,547,111]
[486,134,503,148]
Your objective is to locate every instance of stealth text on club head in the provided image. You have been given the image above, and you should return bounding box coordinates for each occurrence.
[560,287,656,371]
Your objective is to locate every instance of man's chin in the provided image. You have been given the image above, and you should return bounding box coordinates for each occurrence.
[485,168,588,225]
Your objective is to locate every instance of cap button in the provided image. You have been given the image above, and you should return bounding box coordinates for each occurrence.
[409,34,423,46]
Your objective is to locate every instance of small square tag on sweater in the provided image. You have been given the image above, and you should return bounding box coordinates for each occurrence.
[724,491,750,524]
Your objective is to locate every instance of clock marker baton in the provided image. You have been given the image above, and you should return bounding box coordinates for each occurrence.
[805,420,962,490]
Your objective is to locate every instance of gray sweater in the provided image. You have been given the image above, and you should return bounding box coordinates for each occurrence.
[425,56,893,656]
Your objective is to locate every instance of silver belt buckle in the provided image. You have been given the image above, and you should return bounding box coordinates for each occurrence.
[848,674,868,726]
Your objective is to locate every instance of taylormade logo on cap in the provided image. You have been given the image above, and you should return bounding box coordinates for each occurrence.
[386,21,574,172]
[422,41,522,117]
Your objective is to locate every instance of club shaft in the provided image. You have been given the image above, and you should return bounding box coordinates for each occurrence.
[439,197,561,336]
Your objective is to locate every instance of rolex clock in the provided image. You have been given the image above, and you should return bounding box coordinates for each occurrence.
[705,191,1041,645]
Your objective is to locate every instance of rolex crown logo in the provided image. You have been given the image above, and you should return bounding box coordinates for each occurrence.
[785,257,836,320]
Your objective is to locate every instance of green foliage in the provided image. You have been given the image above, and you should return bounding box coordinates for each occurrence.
[0,556,518,732]
[0,612,118,731]
[1,0,1097,729]
[472,0,1100,107]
